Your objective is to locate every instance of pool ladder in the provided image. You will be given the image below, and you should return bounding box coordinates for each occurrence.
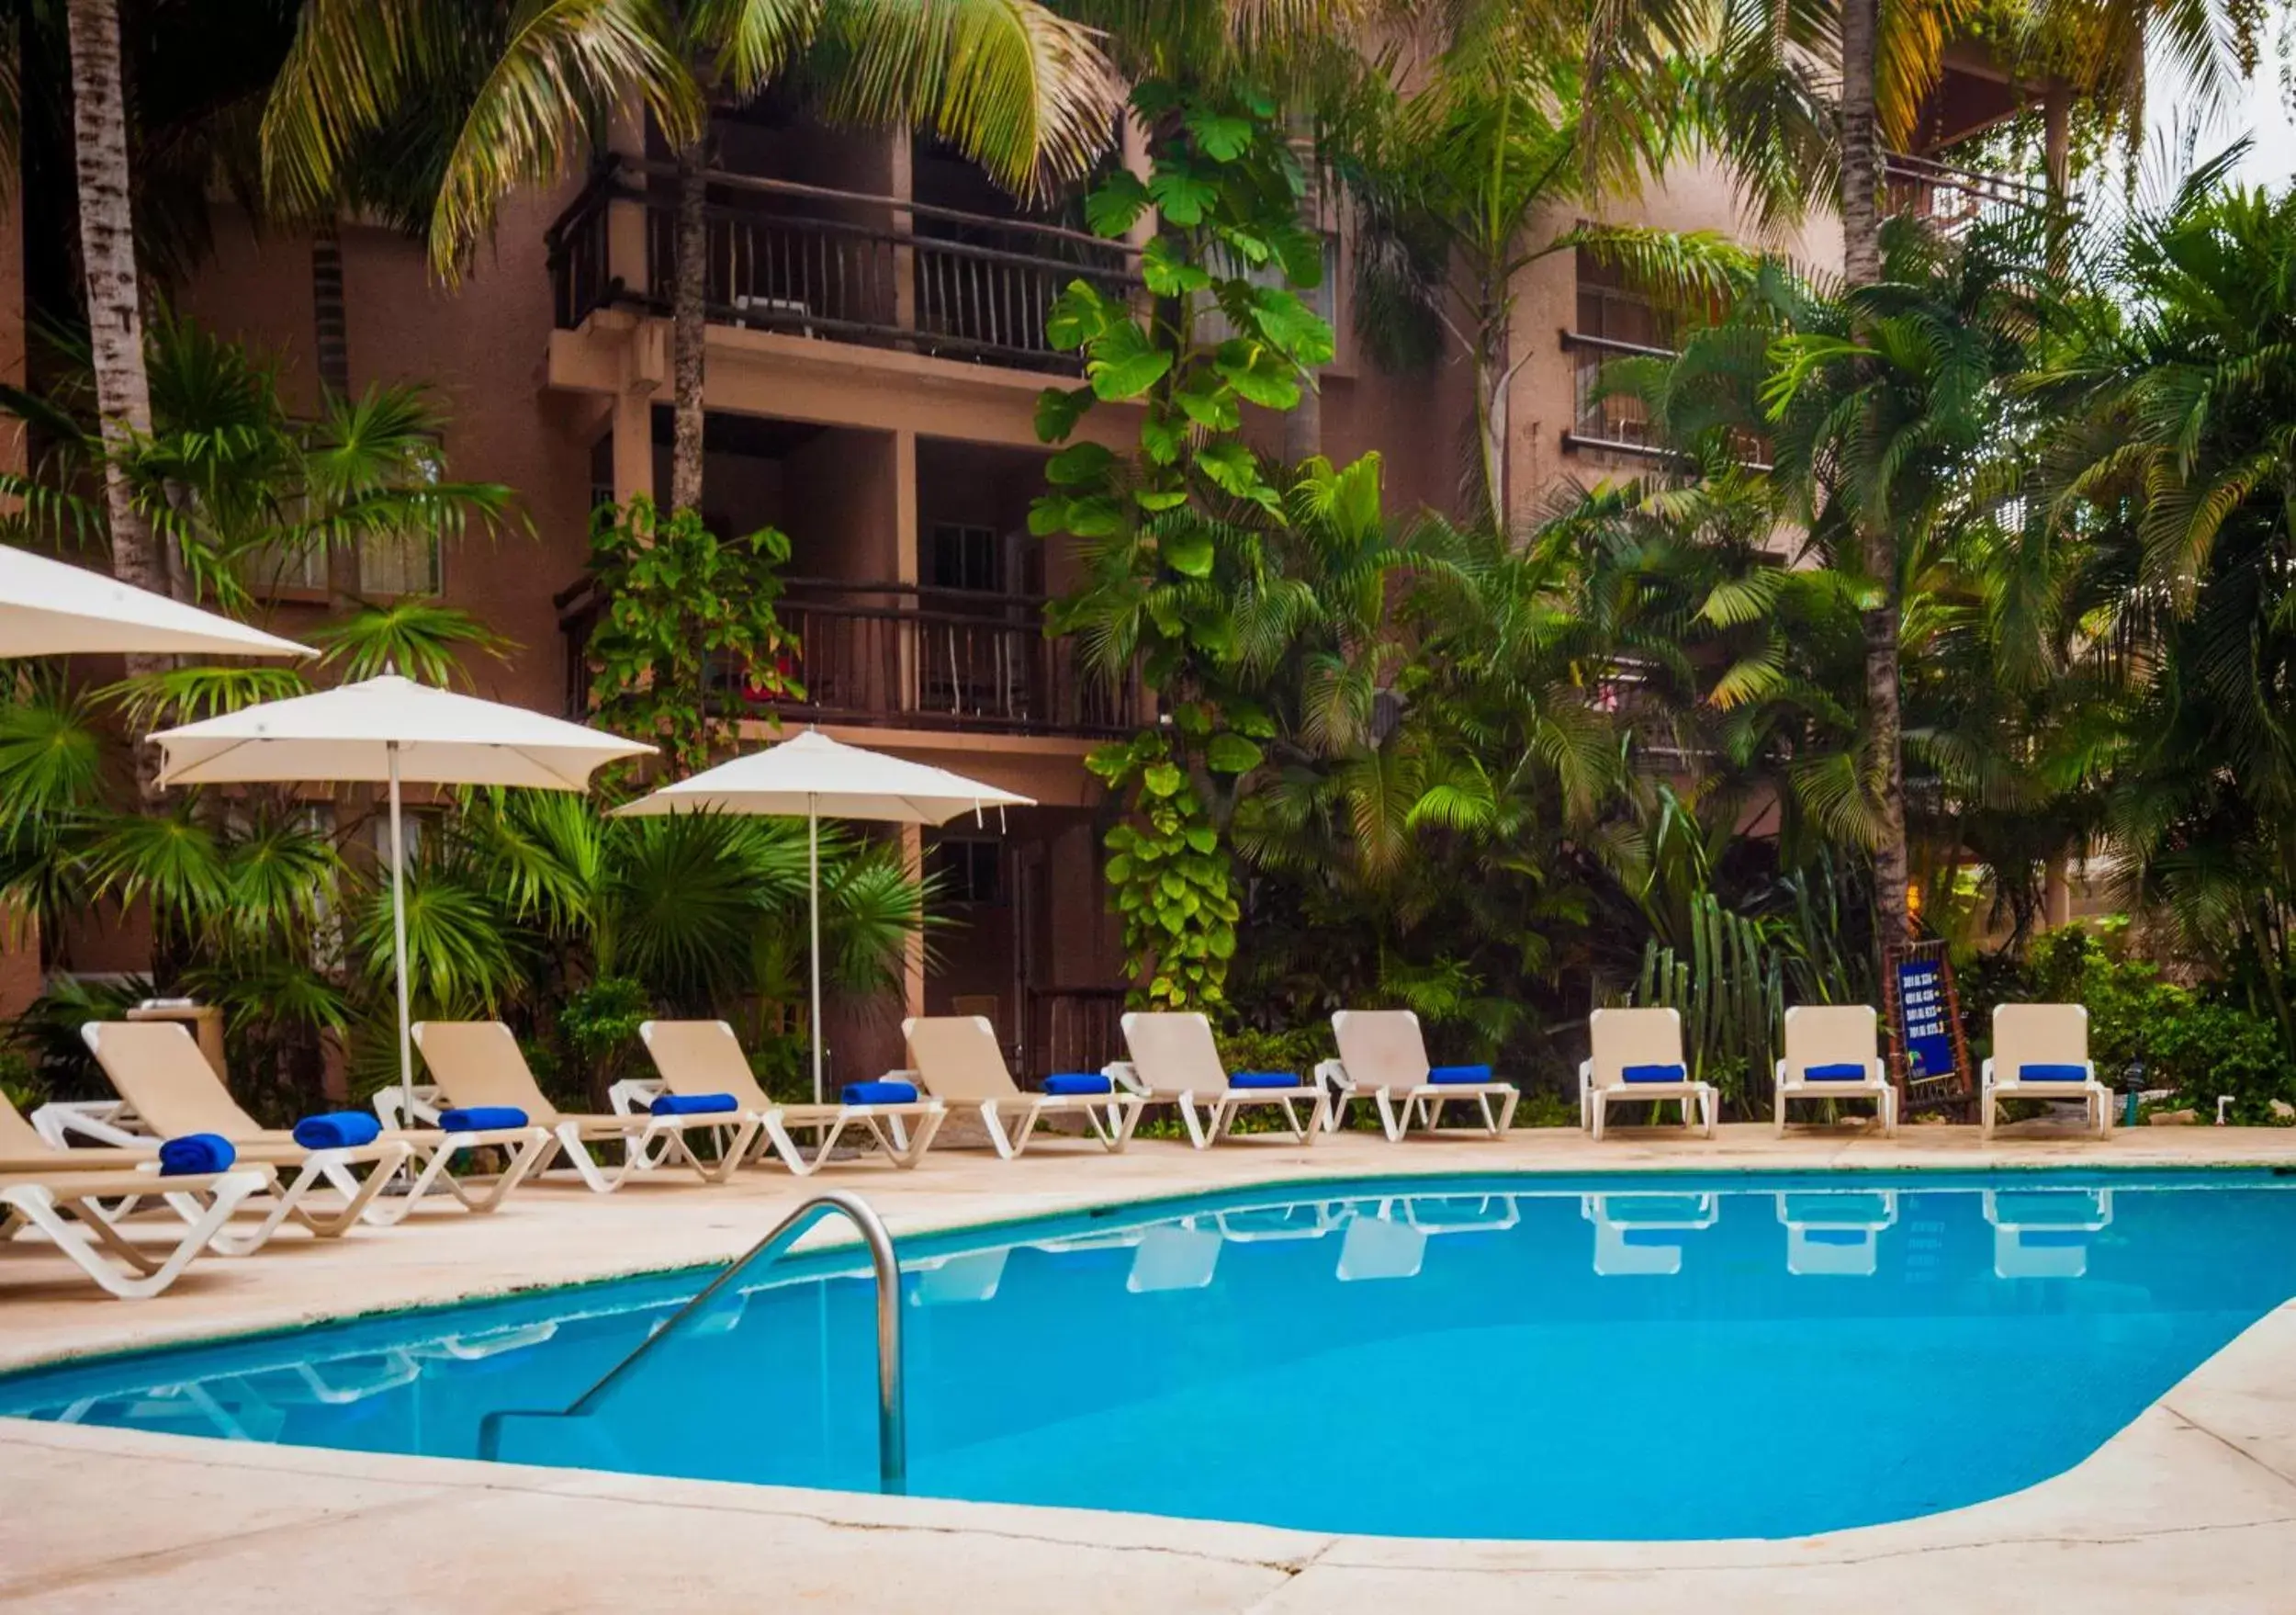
[476,1190,907,1493]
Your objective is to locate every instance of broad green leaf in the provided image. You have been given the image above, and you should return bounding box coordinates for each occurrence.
[1034,385,1094,443]
[1184,107,1254,162]
[1205,733,1264,774]
[1147,167,1218,227]
[1086,321,1174,401]
[1045,283,1114,350]
[1193,441,1260,497]
[1084,172,1151,239]
[1161,525,1214,577]
[1045,441,1116,487]
[1026,494,1069,536]
[1140,237,1212,297]
[1136,488,1189,512]
[1142,762,1184,797]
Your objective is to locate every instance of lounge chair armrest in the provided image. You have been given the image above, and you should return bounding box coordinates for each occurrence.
[606,1077,665,1117]
[1980,1057,1996,1090]
[1104,1061,1146,1097]
[1313,1057,1350,1090]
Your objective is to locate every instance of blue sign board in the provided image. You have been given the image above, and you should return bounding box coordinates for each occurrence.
[1896,957,1957,1083]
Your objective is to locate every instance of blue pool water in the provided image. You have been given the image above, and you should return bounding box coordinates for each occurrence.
[6,1169,2295,1541]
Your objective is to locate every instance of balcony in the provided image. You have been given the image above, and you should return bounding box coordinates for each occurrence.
[558,577,1143,739]
[546,154,1138,374]
[1882,150,2054,240]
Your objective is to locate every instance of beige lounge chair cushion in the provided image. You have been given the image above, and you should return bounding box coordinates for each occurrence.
[413,1021,572,1125]
[1586,1007,1690,1091]
[1122,1012,1238,1097]
[1782,1005,1881,1079]
[84,1022,268,1138]
[637,1021,774,1112]
[1332,1010,1431,1090]
[904,1017,1022,1101]
[1993,1004,2091,1085]
[0,1094,160,1172]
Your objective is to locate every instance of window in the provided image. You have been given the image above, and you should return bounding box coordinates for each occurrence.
[1569,246,1677,453]
[927,836,1002,905]
[237,445,449,598]
[929,524,1001,593]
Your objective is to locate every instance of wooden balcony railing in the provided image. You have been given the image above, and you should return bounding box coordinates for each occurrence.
[558,576,1144,739]
[1882,150,2054,240]
[546,154,1138,373]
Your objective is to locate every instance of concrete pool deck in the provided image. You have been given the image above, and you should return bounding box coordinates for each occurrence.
[6,1122,2296,1610]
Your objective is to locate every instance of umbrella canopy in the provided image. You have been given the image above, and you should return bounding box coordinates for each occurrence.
[0,543,312,658]
[151,672,650,790]
[618,729,1034,1100]
[150,674,653,1116]
[614,728,1033,824]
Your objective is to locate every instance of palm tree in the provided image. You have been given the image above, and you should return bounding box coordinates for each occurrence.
[261,0,1118,518]
[1333,38,1756,531]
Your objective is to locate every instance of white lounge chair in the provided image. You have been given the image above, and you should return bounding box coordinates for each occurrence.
[1110,1011,1330,1148]
[1314,1009,1519,1140]
[901,1015,1143,1158]
[81,1022,418,1248]
[4,1090,160,1175]
[413,1021,759,1191]
[1578,1007,1716,1140]
[3,1167,269,1299]
[82,1020,550,1228]
[636,1019,944,1178]
[1775,1190,1898,1276]
[1980,1004,2111,1139]
[1773,1004,1897,1135]
[1985,1188,2113,1278]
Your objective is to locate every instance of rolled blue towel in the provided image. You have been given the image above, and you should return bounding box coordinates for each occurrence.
[439,1105,530,1133]
[843,1079,919,1106]
[1621,1063,1687,1084]
[650,1091,739,1117]
[2017,1063,2089,1084]
[1427,1064,1495,1086]
[158,1133,235,1177]
[293,1111,382,1150]
[1228,1071,1299,1090]
[1041,1072,1112,1097]
[1805,1062,1869,1082]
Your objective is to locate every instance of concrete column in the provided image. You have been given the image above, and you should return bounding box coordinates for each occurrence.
[610,389,653,507]
[605,96,652,301]
[890,131,916,335]
[2043,858,2074,930]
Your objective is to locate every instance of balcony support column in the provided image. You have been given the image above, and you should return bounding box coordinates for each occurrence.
[610,387,653,507]
[895,427,918,709]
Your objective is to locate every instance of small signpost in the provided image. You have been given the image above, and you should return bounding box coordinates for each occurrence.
[1884,938,1974,1119]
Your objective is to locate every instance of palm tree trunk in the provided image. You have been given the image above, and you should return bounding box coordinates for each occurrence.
[670,142,708,514]
[1837,0,1909,966]
[1475,306,1509,534]
[64,0,168,804]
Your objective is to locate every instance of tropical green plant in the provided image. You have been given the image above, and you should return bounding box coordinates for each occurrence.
[582,495,797,774]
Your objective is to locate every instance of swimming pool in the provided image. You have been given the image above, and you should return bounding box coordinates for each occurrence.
[5,1169,2293,1541]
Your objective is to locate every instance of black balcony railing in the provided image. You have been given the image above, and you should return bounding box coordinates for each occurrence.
[1883,150,2054,239]
[545,155,1138,373]
[1561,330,1676,460]
[558,576,1143,739]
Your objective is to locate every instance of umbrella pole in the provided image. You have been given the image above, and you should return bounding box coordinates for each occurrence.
[388,741,415,1123]
[808,796,823,1106]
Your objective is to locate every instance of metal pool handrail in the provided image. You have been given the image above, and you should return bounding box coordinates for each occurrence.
[476,1190,907,1493]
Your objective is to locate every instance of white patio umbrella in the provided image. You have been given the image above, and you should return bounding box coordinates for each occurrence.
[148,673,652,1114]
[616,729,1033,1101]
[0,543,311,658]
